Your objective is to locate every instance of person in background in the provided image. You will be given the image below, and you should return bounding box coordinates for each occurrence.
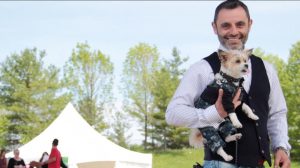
[0,149,7,168]
[7,149,26,168]
[39,152,49,168]
[41,139,61,168]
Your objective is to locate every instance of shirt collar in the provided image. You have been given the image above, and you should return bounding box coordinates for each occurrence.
[218,44,228,52]
[217,44,248,52]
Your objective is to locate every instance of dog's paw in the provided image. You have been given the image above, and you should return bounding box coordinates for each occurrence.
[217,147,233,161]
[225,133,242,142]
[232,121,243,128]
[248,113,259,120]
[235,133,242,140]
[229,113,243,128]
[224,155,233,162]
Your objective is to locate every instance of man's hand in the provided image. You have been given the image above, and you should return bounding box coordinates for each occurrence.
[274,149,290,168]
[215,89,241,118]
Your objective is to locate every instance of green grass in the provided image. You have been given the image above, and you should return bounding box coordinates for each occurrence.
[153,148,203,168]
[153,148,300,168]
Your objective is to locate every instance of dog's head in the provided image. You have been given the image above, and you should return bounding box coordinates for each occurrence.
[218,49,252,79]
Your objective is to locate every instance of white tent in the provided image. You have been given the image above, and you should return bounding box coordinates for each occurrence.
[6,103,152,168]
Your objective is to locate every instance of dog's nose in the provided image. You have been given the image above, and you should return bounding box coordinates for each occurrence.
[245,64,248,68]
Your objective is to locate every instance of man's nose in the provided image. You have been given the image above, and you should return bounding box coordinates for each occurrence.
[230,26,238,35]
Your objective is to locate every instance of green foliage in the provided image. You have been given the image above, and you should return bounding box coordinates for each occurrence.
[121,43,159,149]
[286,41,300,160]
[63,42,114,132]
[0,113,9,147]
[107,110,131,148]
[127,144,145,152]
[0,48,70,150]
[253,48,291,92]
[149,47,189,150]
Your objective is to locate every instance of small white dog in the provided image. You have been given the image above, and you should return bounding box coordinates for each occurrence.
[189,49,259,161]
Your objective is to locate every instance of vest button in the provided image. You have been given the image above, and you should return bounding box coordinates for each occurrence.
[256,123,259,126]
[259,136,261,140]
[261,150,265,154]
[252,109,256,112]
[249,96,252,100]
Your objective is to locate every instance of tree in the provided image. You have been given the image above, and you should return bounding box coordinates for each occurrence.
[107,110,131,148]
[121,43,159,150]
[0,111,9,148]
[285,42,300,160]
[63,42,114,132]
[253,48,290,90]
[0,48,70,150]
[149,47,189,150]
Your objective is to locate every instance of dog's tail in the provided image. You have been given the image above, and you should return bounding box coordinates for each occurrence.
[189,128,204,148]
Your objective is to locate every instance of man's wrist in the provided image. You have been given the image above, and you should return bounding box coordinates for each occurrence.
[275,146,290,157]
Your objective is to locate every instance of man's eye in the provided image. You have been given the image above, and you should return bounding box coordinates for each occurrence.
[221,23,230,29]
[236,22,246,28]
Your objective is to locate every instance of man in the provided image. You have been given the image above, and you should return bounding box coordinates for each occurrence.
[165,0,291,168]
[42,139,61,168]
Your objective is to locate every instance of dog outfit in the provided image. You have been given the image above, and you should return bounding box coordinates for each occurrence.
[194,71,244,153]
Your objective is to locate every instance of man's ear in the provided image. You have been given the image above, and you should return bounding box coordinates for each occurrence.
[248,19,253,31]
[218,49,228,62]
[212,22,217,35]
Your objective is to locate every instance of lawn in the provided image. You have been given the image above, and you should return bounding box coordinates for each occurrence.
[152,148,300,168]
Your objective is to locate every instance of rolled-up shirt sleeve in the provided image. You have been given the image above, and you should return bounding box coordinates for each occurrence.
[166,60,224,129]
[265,62,291,152]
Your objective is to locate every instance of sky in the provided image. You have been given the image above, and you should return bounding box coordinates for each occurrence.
[1,1,300,144]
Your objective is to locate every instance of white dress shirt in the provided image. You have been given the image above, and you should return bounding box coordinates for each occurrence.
[165,47,291,152]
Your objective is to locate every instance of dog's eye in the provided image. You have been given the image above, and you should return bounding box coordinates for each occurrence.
[236,60,241,63]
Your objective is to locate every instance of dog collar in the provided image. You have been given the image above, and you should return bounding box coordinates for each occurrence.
[219,71,244,84]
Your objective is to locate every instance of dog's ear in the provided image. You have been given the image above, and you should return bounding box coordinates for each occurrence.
[246,48,253,56]
[218,49,228,62]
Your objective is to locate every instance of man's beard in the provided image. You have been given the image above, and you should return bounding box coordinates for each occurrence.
[219,33,248,50]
